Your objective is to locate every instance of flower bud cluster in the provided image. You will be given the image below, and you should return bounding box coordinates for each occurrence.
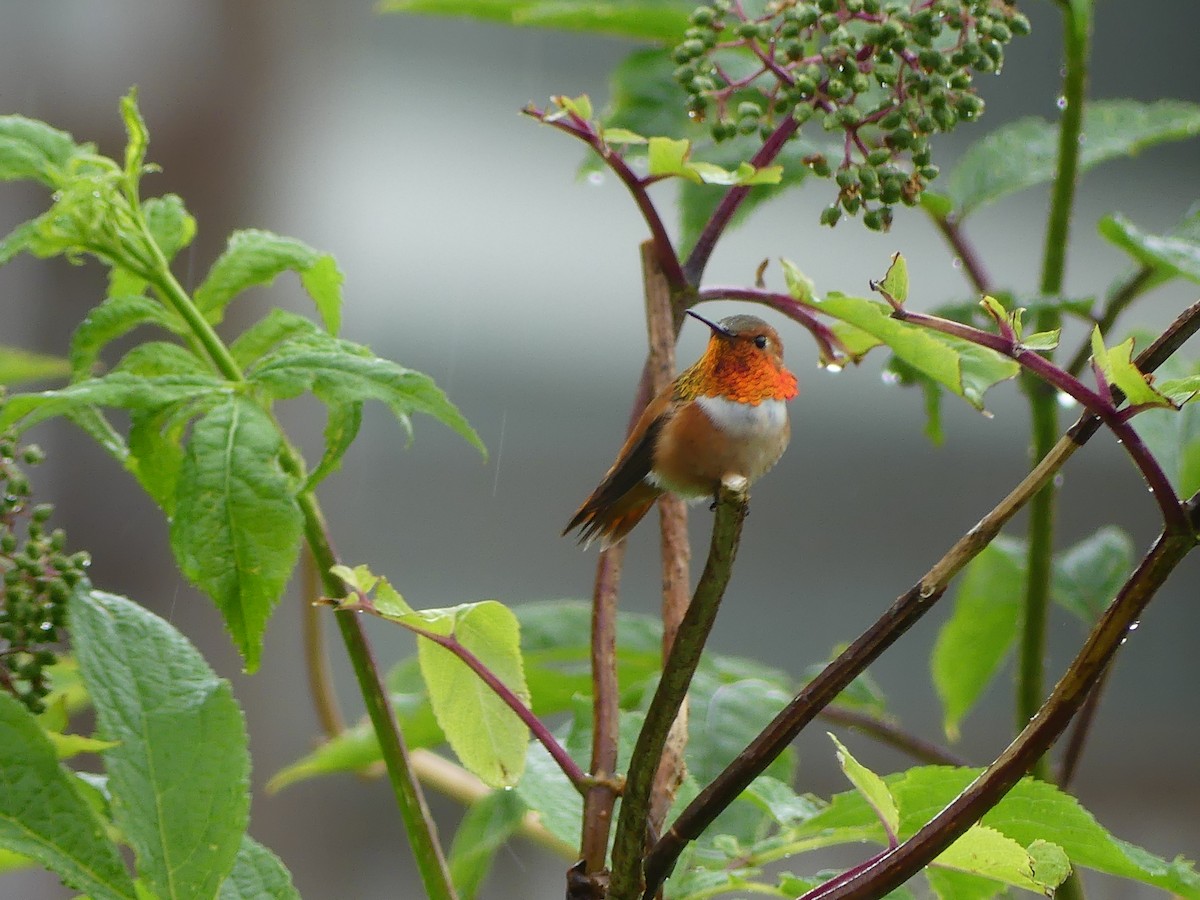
[1,434,89,713]
[673,0,1028,229]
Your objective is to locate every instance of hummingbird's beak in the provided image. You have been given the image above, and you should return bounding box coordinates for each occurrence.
[686,308,734,337]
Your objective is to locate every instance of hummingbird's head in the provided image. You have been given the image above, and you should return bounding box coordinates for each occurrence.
[683,309,799,403]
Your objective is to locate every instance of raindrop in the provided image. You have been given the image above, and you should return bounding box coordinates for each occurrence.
[981,409,995,419]
[881,370,900,386]
[919,583,936,599]
[1053,473,1065,488]
[587,171,605,186]
[1128,621,1140,631]
[1077,134,1087,145]
[1056,392,1078,409]
[951,257,963,269]
[824,363,844,373]
[1055,96,1067,111]
[39,621,53,632]
[92,190,101,199]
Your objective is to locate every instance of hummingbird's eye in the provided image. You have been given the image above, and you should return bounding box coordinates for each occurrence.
[754,334,768,350]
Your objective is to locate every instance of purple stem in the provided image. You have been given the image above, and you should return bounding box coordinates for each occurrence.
[684,115,801,284]
[698,285,846,365]
[399,619,588,791]
[892,307,1189,534]
[523,105,688,291]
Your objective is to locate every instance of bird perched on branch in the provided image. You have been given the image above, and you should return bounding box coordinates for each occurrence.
[564,309,798,548]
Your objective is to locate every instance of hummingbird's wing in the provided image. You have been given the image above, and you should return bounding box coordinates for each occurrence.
[563,404,668,546]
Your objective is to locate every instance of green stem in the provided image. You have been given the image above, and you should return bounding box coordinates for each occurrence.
[1018,0,1092,776]
[144,237,457,900]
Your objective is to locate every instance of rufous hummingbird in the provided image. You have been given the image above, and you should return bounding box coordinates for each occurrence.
[564,309,799,548]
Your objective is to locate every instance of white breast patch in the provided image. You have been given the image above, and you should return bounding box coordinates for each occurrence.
[695,395,788,437]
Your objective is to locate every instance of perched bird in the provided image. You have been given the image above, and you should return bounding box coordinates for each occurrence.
[564,309,799,548]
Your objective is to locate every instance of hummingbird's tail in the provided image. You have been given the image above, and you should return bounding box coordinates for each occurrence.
[563,481,660,549]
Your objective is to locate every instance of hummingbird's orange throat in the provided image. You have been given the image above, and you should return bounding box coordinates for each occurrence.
[676,335,799,405]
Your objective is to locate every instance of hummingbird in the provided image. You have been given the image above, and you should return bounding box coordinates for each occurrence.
[564,309,799,548]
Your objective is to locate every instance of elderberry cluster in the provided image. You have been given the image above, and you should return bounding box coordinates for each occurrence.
[1,434,89,713]
[672,0,1029,229]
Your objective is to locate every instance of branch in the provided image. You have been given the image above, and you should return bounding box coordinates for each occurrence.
[395,619,587,791]
[301,545,344,738]
[580,542,625,880]
[801,524,1198,900]
[683,115,801,284]
[889,306,1188,534]
[697,285,847,367]
[929,211,993,295]
[818,707,968,768]
[523,104,687,291]
[643,242,693,836]
[610,478,750,900]
[643,296,1200,898]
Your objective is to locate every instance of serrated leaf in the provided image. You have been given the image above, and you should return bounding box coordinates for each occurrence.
[248,333,485,456]
[895,768,1200,897]
[940,100,1200,218]
[194,229,345,332]
[0,692,136,900]
[304,399,363,491]
[228,309,321,370]
[0,345,70,386]
[217,836,300,900]
[119,89,149,188]
[127,396,210,513]
[830,735,900,839]
[447,789,527,899]
[0,115,83,186]
[1099,212,1200,288]
[875,252,908,305]
[380,0,693,42]
[69,294,184,378]
[1051,526,1135,623]
[1022,330,1061,352]
[816,293,1019,412]
[932,536,1026,740]
[1090,328,1173,409]
[648,136,695,181]
[936,825,1068,894]
[414,603,530,788]
[71,589,249,900]
[169,397,304,671]
[0,371,227,434]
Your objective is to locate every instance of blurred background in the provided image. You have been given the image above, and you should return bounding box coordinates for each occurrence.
[1,2,1198,897]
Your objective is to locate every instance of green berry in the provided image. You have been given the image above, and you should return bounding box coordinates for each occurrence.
[820,203,842,226]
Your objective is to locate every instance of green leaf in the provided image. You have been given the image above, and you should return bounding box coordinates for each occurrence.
[0,691,136,900]
[127,396,210,513]
[830,735,899,838]
[1099,211,1200,288]
[1091,327,1174,409]
[648,136,696,181]
[228,309,321,370]
[1131,350,1200,498]
[932,536,1026,741]
[0,115,83,186]
[379,0,694,42]
[1050,526,1135,623]
[71,589,249,900]
[894,767,1200,898]
[935,825,1069,894]
[194,229,344,332]
[0,346,70,386]
[248,332,485,456]
[0,371,227,434]
[815,292,1019,412]
[304,400,363,490]
[447,789,527,899]
[142,194,196,266]
[119,89,149,188]
[874,252,908,305]
[69,294,184,378]
[218,836,300,900]
[170,397,304,671]
[411,603,531,787]
[938,100,1200,218]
